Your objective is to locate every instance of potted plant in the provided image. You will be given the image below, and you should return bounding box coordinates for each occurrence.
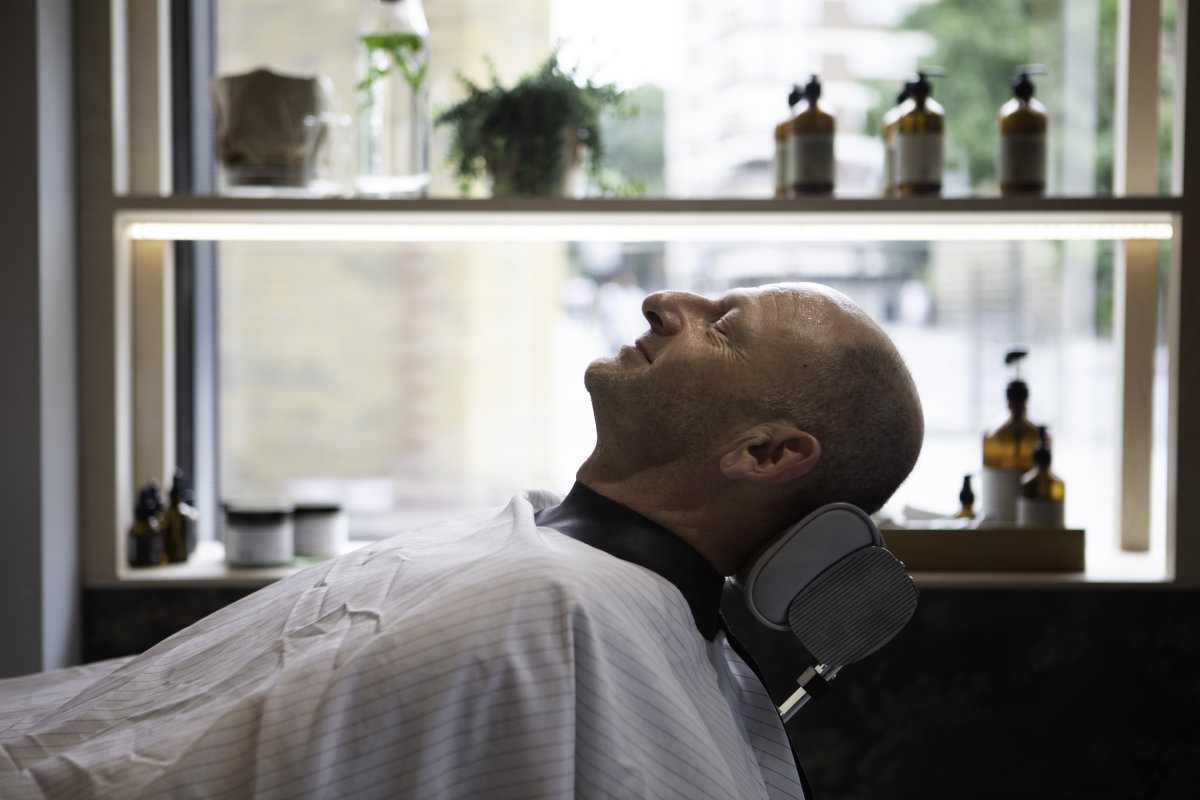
[435,54,635,197]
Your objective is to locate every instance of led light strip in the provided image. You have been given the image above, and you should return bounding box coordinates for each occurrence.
[124,220,1174,243]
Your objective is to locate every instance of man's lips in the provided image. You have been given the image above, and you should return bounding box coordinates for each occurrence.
[634,339,652,363]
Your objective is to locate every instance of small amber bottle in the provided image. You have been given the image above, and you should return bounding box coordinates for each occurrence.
[774,85,801,198]
[981,349,1042,522]
[881,80,913,197]
[129,481,165,567]
[896,68,946,196]
[1017,427,1065,527]
[162,467,199,563]
[999,65,1048,195]
[954,474,977,520]
[788,75,835,196]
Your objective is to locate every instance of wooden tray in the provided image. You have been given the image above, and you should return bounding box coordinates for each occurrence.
[881,526,1085,572]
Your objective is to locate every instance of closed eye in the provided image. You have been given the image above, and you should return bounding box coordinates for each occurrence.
[710,315,749,363]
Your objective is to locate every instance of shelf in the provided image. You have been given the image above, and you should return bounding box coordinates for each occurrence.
[112,195,1180,243]
[112,194,1185,214]
[883,527,1086,573]
[106,538,1169,590]
[112,540,372,589]
[105,534,1171,592]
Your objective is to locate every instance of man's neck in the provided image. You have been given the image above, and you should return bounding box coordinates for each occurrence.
[575,462,772,576]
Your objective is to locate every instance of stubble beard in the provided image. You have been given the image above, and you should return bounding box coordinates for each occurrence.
[583,358,741,474]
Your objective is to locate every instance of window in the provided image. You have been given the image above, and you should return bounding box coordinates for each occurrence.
[80,0,1192,585]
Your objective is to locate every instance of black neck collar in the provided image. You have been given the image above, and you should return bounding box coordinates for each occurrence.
[535,482,724,640]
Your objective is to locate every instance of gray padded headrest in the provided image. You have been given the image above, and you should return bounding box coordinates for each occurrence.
[734,502,917,666]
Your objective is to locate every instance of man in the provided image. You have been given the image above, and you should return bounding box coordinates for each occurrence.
[0,283,921,800]
[535,282,922,797]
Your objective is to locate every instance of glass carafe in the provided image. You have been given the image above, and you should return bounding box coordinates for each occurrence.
[355,0,431,196]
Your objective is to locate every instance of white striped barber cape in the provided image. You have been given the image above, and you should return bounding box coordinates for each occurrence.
[0,491,805,799]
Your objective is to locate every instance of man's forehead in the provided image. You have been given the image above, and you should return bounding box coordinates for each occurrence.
[717,284,795,304]
[717,284,880,354]
[722,282,861,315]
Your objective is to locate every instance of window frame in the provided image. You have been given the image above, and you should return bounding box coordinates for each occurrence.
[77,0,1200,587]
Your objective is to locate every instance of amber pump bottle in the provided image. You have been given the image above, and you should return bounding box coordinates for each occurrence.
[788,74,836,196]
[881,80,913,197]
[896,68,946,196]
[981,349,1042,523]
[1017,426,1065,527]
[774,85,802,198]
[129,481,165,567]
[999,65,1048,195]
[163,467,200,563]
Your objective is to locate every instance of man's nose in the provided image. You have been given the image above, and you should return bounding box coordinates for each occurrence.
[642,291,706,335]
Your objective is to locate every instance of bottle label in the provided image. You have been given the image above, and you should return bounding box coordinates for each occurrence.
[981,466,1021,523]
[774,139,788,195]
[896,132,943,187]
[999,133,1046,188]
[883,141,897,193]
[788,132,835,188]
[1017,497,1065,527]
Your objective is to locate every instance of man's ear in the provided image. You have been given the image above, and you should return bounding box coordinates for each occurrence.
[719,422,821,484]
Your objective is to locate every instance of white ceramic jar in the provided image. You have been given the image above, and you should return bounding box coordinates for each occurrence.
[293,503,349,557]
[223,505,295,566]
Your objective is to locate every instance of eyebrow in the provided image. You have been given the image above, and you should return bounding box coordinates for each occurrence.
[718,290,751,313]
[714,293,754,337]
[712,298,738,325]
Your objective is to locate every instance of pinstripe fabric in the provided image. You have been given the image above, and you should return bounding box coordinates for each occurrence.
[0,492,803,799]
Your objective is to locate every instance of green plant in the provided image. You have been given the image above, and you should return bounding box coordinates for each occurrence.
[358,32,428,110]
[435,54,638,196]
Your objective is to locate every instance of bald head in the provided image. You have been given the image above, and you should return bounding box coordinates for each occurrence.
[759,283,924,519]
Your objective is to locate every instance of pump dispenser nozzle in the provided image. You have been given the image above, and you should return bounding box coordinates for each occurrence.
[1033,425,1052,466]
[1012,64,1047,101]
[137,480,164,519]
[1004,349,1030,404]
[908,66,947,106]
[1004,348,1028,368]
[803,74,822,101]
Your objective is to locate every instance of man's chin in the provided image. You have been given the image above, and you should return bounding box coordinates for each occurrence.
[583,356,621,391]
[587,355,617,370]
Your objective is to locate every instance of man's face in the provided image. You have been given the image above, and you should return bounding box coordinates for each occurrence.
[584,284,822,470]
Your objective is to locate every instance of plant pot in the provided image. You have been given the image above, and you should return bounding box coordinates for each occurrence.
[483,126,584,197]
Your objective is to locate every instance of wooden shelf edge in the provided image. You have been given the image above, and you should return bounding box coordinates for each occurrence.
[110,193,1185,217]
[883,527,1086,573]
